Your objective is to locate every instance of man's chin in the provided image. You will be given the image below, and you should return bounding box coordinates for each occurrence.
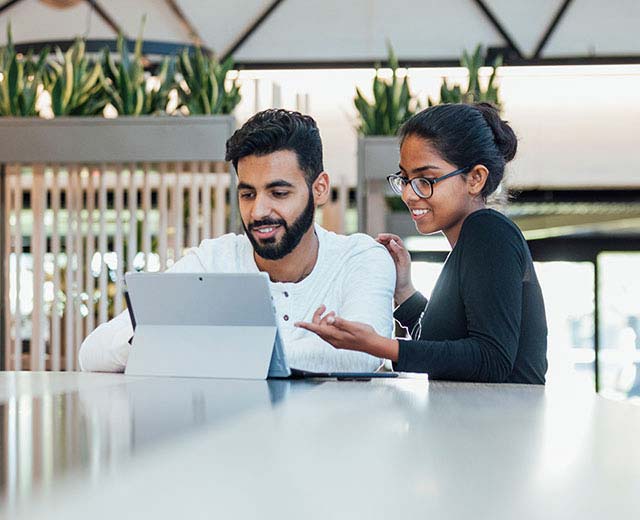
[254,245,291,261]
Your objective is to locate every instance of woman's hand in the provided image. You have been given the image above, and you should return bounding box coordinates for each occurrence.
[377,233,416,306]
[295,305,399,361]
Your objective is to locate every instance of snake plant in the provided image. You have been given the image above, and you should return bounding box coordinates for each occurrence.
[0,24,49,116]
[176,46,241,115]
[429,45,502,108]
[101,29,175,116]
[44,38,106,116]
[354,44,419,136]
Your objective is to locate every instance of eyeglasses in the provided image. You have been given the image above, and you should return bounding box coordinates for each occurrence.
[386,166,471,199]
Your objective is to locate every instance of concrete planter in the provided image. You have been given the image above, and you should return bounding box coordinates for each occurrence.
[0,115,236,163]
[356,136,399,236]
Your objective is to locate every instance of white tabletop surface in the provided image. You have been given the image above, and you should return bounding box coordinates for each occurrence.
[1,371,639,519]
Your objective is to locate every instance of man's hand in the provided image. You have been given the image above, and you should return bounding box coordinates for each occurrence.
[295,305,399,361]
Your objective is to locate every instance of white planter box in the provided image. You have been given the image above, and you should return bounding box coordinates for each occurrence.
[356,136,400,235]
[0,115,236,163]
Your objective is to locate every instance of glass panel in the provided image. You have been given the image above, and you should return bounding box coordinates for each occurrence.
[535,262,595,391]
[597,252,640,401]
[410,260,596,390]
[410,261,444,298]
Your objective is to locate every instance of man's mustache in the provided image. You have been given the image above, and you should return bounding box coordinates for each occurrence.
[248,218,287,231]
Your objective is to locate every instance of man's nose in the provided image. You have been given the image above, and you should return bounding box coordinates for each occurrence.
[250,193,272,220]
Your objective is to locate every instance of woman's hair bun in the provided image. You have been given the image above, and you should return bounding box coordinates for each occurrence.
[474,102,517,163]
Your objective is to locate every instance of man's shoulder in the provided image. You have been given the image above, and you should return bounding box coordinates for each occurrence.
[194,232,253,268]
[198,232,249,250]
[319,226,383,254]
[318,226,392,268]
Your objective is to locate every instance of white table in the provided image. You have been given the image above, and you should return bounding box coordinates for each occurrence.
[1,372,639,519]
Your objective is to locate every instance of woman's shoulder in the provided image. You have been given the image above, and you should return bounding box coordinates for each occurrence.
[462,209,523,238]
[459,209,528,256]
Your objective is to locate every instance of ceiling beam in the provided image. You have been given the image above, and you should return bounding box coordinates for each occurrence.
[471,0,524,58]
[232,54,640,70]
[221,0,285,62]
[84,0,124,37]
[164,0,203,47]
[533,0,574,58]
[0,0,25,16]
[12,39,204,58]
[9,40,640,69]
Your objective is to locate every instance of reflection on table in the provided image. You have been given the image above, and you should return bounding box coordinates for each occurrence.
[1,372,640,520]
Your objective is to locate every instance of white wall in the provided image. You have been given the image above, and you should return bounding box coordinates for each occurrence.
[235,64,640,189]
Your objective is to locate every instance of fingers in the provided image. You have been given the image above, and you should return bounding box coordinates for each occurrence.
[294,321,319,333]
[294,320,337,346]
[389,239,410,261]
[377,233,403,244]
[320,311,336,326]
[311,305,327,324]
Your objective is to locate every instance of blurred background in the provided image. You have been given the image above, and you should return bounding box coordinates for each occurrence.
[1,0,639,400]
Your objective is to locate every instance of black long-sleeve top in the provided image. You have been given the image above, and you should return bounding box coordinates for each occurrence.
[394,209,548,384]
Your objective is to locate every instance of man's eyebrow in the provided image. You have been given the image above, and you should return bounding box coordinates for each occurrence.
[237,182,254,190]
[265,180,294,189]
[398,164,442,174]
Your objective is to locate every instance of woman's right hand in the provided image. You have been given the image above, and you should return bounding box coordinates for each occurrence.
[377,233,416,306]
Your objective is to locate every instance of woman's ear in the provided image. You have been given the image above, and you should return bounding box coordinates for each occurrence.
[312,172,331,206]
[467,165,489,197]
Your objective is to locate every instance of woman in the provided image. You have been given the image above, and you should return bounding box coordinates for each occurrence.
[296,102,548,384]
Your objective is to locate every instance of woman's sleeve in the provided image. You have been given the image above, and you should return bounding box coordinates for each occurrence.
[395,218,526,382]
[393,291,428,338]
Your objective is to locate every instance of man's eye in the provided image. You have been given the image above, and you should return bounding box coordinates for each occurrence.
[272,191,289,198]
[239,192,255,199]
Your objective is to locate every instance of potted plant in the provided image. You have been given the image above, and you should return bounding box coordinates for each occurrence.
[353,44,420,234]
[428,45,502,108]
[0,25,239,163]
[0,24,49,116]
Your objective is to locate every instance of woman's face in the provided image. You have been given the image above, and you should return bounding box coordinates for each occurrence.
[398,134,479,246]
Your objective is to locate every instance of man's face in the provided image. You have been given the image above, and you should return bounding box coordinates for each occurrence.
[237,150,316,260]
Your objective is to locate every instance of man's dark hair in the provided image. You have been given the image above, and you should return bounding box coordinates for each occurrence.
[225,109,324,185]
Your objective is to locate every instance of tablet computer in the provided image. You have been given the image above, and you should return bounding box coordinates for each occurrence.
[124,272,396,380]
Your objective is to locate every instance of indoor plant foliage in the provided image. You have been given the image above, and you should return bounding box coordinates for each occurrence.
[176,46,241,115]
[0,21,242,118]
[429,45,502,108]
[0,24,50,116]
[43,39,107,116]
[102,33,175,116]
[354,45,419,136]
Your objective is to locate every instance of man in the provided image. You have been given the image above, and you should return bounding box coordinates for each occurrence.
[79,109,396,373]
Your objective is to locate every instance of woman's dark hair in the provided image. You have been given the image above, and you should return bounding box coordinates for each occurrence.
[398,102,517,199]
[225,109,324,185]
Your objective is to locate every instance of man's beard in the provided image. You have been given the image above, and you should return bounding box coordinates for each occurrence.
[242,191,315,261]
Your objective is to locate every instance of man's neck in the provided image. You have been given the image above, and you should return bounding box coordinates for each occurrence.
[254,226,320,283]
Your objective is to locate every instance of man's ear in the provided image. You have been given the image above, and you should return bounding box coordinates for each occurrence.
[467,165,489,197]
[312,172,331,206]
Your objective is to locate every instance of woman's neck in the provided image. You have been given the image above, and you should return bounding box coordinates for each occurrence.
[443,201,487,248]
